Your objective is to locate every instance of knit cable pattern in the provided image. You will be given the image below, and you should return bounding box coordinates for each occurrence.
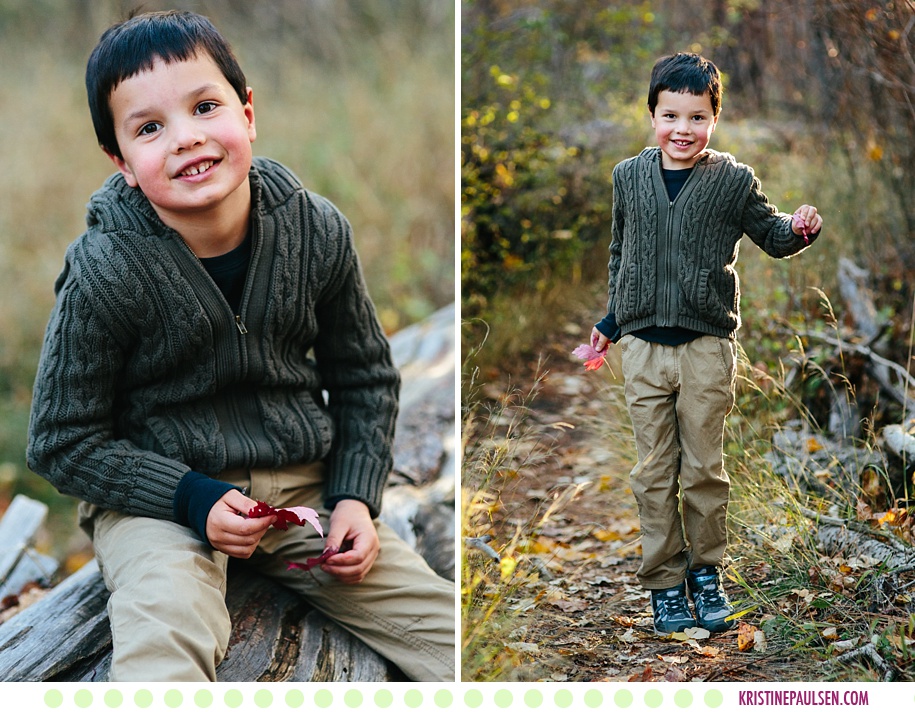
[28,157,399,520]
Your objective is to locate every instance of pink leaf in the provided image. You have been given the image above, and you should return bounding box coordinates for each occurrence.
[792,210,810,245]
[572,343,605,371]
[248,501,324,538]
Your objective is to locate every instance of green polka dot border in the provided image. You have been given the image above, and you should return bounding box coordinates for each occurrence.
[27,684,744,710]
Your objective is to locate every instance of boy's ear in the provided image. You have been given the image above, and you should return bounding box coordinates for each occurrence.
[245,87,257,143]
[104,148,140,188]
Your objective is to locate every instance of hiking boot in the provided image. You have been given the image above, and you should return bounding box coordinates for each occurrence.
[687,565,735,632]
[649,583,697,634]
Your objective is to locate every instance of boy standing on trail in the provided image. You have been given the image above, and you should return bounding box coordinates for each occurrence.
[27,10,454,681]
[589,53,822,635]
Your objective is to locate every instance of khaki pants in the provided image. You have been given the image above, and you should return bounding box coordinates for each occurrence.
[80,463,455,682]
[619,335,737,589]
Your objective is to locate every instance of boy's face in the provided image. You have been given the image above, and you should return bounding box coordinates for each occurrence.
[106,52,256,224]
[651,89,718,170]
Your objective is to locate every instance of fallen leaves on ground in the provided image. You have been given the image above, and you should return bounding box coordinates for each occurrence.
[465,347,826,683]
[737,622,759,652]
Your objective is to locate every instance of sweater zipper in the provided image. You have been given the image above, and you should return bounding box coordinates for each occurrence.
[235,216,264,339]
[176,233,252,337]
[657,158,700,327]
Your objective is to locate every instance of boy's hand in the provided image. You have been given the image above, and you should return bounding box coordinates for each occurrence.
[206,489,275,559]
[591,326,610,353]
[791,204,822,237]
[321,499,379,584]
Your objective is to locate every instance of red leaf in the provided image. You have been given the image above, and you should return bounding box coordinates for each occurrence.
[286,547,339,572]
[628,663,654,682]
[285,540,352,573]
[572,343,606,371]
[247,501,323,538]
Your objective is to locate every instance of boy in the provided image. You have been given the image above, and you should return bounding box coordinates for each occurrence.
[27,11,454,681]
[590,53,822,634]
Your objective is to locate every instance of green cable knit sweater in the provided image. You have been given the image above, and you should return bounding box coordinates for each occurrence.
[608,148,818,339]
[27,157,400,523]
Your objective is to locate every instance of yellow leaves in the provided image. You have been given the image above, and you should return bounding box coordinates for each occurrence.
[494,162,514,188]
[737,622,761,652]
[591,519,638,542]
[527,538,553,555]
[670,627,710,642]
[854,500,913,545]
[500,555,517,580]
[877,509,897,525]
[592,529,623,543]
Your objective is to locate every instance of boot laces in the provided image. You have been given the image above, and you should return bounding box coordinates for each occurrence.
[657,589,692,619]
[692,572,728,609]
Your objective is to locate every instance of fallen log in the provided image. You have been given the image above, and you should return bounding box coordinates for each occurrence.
[0,495,58,601]
[0,303,456,682]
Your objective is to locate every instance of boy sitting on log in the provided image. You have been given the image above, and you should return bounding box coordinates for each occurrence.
[27,10,454,682]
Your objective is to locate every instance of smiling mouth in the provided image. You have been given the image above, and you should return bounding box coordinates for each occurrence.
[671,140,693,148]
[179,159,217,177]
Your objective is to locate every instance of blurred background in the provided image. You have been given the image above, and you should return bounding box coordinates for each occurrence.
[0,0,455,567]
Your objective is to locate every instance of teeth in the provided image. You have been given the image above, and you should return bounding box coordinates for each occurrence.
[181,160,214,176]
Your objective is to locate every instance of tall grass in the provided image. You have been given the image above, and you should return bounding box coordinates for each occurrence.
[462,320,915,680]
[461,129,915,677]
[0,0,454,559]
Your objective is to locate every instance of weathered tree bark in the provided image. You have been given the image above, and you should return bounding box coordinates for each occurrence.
[0,495,58,601]
[815,525,913,568]
[0,304,455,682]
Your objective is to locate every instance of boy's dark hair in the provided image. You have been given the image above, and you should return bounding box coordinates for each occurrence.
[647,52,722,118]
[86,10,248,159]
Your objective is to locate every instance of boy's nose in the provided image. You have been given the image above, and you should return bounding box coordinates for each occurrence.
[172,120,205,152]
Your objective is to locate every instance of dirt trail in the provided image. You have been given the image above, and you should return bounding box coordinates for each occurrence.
[482,342,811,682]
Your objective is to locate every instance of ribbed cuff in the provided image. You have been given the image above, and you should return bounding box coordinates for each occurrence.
[173,471,240,546]
[595,313,622,343]
[324,453,388,519]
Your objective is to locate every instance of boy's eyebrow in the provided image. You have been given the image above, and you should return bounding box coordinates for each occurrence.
[120,82,226,127]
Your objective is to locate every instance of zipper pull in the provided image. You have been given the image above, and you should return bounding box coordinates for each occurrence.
[235,315,248,335]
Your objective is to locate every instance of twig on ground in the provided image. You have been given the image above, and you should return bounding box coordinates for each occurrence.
[778,502,910,551]
[829,642,896,681]
[465,535,501,563]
